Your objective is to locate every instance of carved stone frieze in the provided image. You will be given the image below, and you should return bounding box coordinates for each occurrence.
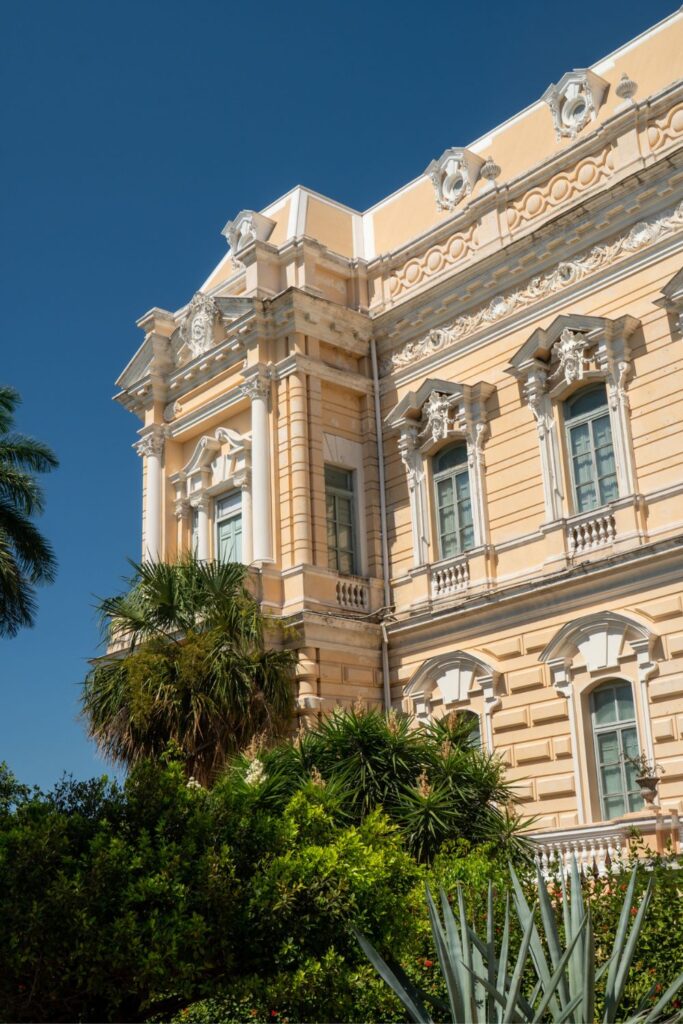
[389,222,478,298]
[383,201,683,374]
[647,103,683,153]
[506,147,613,232]
[389,146,617,303]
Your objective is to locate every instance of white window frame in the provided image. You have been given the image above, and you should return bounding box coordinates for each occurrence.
[590,681,643,821]
[386,380,494,569]
[563,385,619,515]
[508,315,639,524]
[214,490,243,563]
[432,443,475,559]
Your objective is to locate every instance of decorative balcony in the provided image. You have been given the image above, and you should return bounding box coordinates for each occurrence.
[336,577,370,610]
[430,554,470,599]
[530,814,682,879]
[566,509,616,555]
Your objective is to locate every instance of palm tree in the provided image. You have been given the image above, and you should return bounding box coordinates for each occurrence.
[82,557,297,785]
[0,386,58,638]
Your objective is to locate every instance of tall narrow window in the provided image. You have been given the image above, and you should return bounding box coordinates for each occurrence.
[590,681,643,820]
[433,444,474,559]
[191,507,199,554]
[325,465,357,574]
[215,491,242,562]
[564,385,618,513]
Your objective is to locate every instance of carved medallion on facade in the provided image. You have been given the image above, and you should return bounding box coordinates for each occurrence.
[180,292,218,358]
[425,147,485,211]
[542,69,608,141]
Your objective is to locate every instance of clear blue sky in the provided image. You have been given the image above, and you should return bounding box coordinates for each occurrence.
[1,0,677,790]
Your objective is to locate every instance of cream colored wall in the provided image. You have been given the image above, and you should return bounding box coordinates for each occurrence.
[368,14,683,257]
[382,251,683,597]
[305,197,355,258]
[391,582,683,829]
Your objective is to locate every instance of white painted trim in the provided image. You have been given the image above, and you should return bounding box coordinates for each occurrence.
[352,214,365,260]
[362,213,376,261]
[287,188,302,238]
[295,190,308,236]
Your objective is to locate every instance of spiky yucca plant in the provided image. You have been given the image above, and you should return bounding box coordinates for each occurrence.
[356,858,683,1023]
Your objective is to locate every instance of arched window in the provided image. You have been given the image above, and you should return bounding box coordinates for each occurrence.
[433,444,474,558]
[590,681,643,820]
[564,384,618,513]
[459,709,482,749]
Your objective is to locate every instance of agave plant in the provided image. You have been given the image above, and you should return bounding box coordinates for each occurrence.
[356,858,683,1023]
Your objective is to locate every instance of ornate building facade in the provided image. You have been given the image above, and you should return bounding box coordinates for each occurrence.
[117,11,683,861]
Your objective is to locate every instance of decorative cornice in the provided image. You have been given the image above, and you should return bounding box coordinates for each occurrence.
[383,200,683,374]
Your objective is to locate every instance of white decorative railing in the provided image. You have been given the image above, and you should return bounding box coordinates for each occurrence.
[431,556,470,599]
[531,815,683,879]
[567,511,616,555]
[336,578,368,610]
[533,830,627,879]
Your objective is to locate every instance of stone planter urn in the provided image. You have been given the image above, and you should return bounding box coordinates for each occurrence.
[635,774,660,808]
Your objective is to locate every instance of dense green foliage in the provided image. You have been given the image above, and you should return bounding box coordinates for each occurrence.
[1,712,681,1023]
[240,705,523,862]
[82,558,297,784]
[0,385,58,637]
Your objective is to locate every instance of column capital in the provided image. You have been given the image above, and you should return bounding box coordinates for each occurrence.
[189,493,210,513]
[134,425,165,458]
[240,366,271,402]
[174,498,190,521]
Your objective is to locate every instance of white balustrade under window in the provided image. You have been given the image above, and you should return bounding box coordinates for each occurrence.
[533,829,627,879]
[430,556,470,599]
[567,511,616,555]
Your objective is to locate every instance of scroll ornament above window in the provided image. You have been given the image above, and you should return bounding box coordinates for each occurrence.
[507,313,640,521]
[386,378,495,566]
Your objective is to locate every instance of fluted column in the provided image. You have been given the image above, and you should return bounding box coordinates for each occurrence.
[242,369,273,563]
[135,426,165,560]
